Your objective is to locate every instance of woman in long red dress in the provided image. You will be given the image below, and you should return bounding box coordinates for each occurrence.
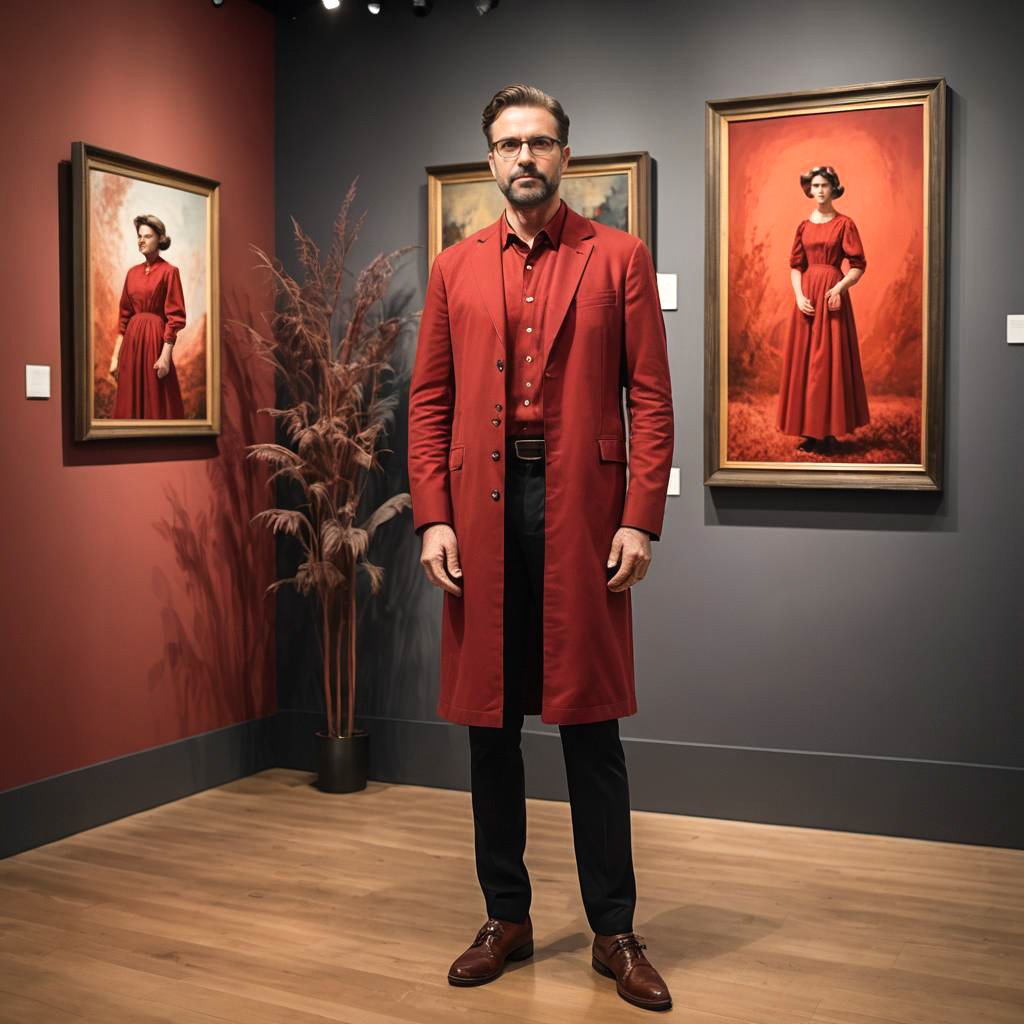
[776,165,869,456]
[109,214,186,419]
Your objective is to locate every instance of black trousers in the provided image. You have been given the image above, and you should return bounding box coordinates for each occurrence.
[467,442,637,936]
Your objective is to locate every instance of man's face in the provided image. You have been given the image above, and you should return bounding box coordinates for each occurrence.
[487,105,570,210]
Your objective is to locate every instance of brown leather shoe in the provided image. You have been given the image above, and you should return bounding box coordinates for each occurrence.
[592,930,672,1011]
[447,915,534,986]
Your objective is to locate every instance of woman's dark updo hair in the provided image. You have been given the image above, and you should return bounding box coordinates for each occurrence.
[800,165,844,199]
[134,213,171,251]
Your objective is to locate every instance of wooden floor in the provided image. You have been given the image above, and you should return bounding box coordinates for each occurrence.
[1,769,1023,1023]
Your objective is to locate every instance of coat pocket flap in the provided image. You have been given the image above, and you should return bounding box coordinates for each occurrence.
[448,445,465,470]
[597,437,627,462]
[576,288,618,308]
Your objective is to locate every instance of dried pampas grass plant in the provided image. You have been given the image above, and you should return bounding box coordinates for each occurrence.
[241,179,415,739]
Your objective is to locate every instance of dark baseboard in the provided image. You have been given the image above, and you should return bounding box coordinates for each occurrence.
[4,710,1020,861]
[0,716,275,860]
[277,710,1024,849]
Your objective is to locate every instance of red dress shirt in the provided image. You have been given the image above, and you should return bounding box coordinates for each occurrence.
[500,199,569,436]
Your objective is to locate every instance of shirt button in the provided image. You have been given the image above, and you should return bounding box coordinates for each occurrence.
[526,264,533,271]
[494,403,502,411]
[491,417,501,426]
[525,296,534,303]
[523,399,530,406]
[491,449,500,460]
[490,489,500,501]
[525,381,532,388]
[525,327,533,334]
[525,355,533,362]
[496,359,504,371]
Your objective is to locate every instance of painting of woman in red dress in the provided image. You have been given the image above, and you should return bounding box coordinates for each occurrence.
[109,214,186,419]
[776,166,870,457]
[707,86,946,487]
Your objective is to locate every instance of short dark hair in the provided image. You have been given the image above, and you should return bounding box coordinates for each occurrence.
[134,213,171,251]
[800,166,845,199]
[482,83,570,146]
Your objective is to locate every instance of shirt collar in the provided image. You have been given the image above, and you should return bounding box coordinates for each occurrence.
[500,198,568,251]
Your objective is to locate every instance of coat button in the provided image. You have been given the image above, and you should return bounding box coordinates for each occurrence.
[497,359,504,371]
[490,489,500,500]
[495,403,502,411]
[491,417,501,426]
[491,449,500,460]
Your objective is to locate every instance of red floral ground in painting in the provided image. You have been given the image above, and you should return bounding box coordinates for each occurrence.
[727,391,921,464]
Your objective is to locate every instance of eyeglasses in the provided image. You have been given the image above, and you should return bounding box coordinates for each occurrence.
[490,135,562,160]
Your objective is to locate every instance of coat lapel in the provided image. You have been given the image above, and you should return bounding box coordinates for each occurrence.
[541,207,595,372]
[470,221,506,351]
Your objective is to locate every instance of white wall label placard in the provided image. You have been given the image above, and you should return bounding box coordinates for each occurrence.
[1008,315,1024,345]
[656,273,677,311]
[26,364,51,399]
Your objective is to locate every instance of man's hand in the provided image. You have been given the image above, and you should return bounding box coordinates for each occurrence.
[419,523,463,597]
[606,526,652,591]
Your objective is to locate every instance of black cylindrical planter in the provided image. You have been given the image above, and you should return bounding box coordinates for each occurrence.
[315,729,369,793]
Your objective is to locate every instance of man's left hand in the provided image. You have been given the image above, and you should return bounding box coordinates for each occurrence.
[606,526,652,591]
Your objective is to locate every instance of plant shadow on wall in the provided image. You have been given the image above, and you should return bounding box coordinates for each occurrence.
[242,180,422,756]
[149,290,276,732]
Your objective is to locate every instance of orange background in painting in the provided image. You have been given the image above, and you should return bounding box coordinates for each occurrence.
[90,171,209,419]
[726,104,924,463]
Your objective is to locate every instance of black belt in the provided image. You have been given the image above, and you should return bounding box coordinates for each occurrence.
[511,437,545,461]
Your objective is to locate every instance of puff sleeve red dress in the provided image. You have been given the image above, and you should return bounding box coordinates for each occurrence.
[776,214,870,440]
[113,256,186,419]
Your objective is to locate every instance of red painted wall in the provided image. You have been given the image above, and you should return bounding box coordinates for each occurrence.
[0,0,276,792]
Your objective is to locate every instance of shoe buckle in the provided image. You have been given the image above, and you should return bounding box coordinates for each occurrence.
[474,920,503,946]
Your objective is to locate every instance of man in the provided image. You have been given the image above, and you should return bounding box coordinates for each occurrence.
[407,84,674,1012]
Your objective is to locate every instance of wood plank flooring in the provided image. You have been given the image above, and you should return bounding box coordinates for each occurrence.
[1,768,1022,1023]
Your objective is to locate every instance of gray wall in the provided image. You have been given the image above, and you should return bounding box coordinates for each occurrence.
[274,0,1023,846]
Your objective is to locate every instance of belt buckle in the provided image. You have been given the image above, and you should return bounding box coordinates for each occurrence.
[514,438,545,461]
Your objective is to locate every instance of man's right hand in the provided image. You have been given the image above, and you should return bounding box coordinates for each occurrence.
[419,523,463,597]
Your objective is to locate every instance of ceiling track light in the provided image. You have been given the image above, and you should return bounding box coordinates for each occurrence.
[475,0,500,12]
[412,0,433,16]
[368,1,382,10]
[322,0,341,8]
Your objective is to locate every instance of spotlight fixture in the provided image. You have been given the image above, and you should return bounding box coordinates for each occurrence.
[412,0,432,16]
[474,0,500,12]
[211,0,224,7]
[322,0,341,8]
[368,1,382,10]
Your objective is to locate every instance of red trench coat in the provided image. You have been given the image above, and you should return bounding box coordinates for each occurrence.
[408,204,674,727]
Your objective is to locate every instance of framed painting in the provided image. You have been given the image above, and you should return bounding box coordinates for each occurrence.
[72,142,220,440]
[704,78,947,489]
[426,150,651,268]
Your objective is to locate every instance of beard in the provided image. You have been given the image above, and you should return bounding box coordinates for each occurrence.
[498,165,559,209]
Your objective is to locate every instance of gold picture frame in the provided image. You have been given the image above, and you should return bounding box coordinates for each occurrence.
[72,142,221,440]
[704,78,947,490]
[426,150,652,269]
